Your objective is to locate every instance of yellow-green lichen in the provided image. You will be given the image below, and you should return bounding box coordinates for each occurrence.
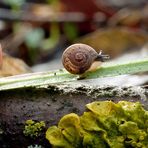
[46,101,148,148]
[23,120,45,138]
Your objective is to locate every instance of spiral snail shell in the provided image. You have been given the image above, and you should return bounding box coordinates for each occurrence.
[62,43,109,74]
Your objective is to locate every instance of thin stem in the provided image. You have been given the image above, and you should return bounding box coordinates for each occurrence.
[0,58,147,91]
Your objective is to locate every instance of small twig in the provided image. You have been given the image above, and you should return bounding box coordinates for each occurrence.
[0,8,85,23]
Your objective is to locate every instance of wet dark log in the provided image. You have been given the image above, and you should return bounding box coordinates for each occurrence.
[0,84,147,148]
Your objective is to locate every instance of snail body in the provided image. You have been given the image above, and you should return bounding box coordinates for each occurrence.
[62,43,109,74]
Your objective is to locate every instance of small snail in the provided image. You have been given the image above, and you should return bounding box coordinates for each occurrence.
[62,43,109,75]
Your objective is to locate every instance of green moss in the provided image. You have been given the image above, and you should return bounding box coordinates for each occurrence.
[46,114,83,148]
[23,120,45,138]
[46,101,148,148]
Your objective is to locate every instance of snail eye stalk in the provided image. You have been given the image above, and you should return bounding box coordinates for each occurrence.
[96,50,110,62]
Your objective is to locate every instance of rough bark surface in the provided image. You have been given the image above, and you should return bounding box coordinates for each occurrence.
[0,84,147,148]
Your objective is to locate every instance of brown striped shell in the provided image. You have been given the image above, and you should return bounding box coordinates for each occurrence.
[62,43,99,74]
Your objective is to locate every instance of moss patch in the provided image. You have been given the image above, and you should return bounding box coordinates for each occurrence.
[46,101,148,148]
[23,120,45,138]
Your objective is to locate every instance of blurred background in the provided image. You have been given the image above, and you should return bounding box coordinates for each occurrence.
[0,0,148,85]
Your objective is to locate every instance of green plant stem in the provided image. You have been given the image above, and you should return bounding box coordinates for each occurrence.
[0,58,148,91]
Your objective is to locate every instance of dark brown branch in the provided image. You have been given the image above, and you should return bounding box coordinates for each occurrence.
[0,84,147,148]
[0,8,86,23]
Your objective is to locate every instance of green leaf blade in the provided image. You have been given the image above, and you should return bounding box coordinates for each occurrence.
[0,58,147,91]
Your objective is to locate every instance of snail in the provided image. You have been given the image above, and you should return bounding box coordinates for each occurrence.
[62,43,109,75]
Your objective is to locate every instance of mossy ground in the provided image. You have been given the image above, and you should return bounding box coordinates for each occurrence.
[46,101,148,148]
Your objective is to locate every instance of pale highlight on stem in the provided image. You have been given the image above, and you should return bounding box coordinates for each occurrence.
[0,58,147,91]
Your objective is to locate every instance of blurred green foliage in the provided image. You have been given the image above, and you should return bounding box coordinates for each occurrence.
[41,22,60,50]
[64,22,78,41]
[25,28,44,49]
[4,0,25,10]
[46,0,59,5]
[25,28,44,63]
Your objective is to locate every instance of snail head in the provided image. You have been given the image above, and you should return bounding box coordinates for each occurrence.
[96,50,110,62]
